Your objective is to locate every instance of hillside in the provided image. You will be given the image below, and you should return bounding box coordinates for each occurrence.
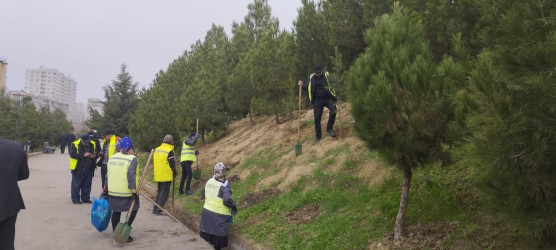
[140,103,536,249]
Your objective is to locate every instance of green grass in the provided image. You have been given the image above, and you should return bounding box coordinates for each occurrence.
[138,137,541,249]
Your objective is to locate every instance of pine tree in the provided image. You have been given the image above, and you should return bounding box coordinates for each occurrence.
[347,7,459,241]
[129,56,188,151]
[293,0,331,78]
[0,88,15,138]
[102,64,140,136]
[466,0,556,242]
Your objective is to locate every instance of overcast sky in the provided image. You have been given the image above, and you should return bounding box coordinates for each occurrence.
[1,0,302,103]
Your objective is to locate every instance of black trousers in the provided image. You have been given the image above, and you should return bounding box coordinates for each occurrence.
[154,182,171,211]
[60,144,66,154]
[313,98,337,139]
[100,164,107,188]
[111,211,137,231]
[179,161,193,192]
[0,214,17,250]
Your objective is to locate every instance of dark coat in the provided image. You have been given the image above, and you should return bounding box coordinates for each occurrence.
[0,137,30,221]
[66,134,76,146]
[58,134,67,146]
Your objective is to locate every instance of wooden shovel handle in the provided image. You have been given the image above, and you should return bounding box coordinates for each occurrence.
[298,84,302,140]
[124,149,154,222]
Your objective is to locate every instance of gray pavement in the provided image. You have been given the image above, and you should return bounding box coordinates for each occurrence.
[15,151,212,250]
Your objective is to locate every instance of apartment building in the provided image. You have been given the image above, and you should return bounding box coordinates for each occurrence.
[25,67,77,121]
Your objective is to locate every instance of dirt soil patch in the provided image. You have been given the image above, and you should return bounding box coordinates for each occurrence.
[369,223,455,249]
[240,187,281,208]
[285,203,320,224]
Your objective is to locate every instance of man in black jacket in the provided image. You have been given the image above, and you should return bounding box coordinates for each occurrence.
[58,133,67,154]
[69,134,97,204]
[0,137,29,250]
[298,65,338,143]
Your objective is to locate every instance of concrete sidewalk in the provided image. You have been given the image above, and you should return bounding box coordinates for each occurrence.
[15,152,212,250]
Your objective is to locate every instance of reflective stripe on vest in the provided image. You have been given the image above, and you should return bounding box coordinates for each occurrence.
[107,153,138,197]
[180,141,196,162]
[308,72,334,101]
[69,139,96,170]
[153,143,175,182]
[203,177,231,215]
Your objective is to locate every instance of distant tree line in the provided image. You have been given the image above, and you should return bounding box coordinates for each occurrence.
[87,0,555,244]
[0,88,73,150]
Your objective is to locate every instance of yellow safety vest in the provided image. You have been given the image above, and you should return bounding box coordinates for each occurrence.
[180,140,196,162]
[307,72,335,101]
[153,143,175,182]
[203,177,231,215]
[69,139,96,170]
[106,135,117,159]
[107,153,138,197]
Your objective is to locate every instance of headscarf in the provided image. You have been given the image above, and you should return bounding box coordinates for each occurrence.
[213,162,226,179]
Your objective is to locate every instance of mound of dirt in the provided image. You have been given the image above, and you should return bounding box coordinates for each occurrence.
[240,187,281,208]
[285,203,320,224]
[369,223,455,250]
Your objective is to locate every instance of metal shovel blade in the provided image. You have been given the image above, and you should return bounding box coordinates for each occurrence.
[193,169,201,180]
[113,222,132,244]
[295,140,302,156]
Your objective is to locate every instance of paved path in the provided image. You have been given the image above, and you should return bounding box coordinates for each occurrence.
[15,151,212,250]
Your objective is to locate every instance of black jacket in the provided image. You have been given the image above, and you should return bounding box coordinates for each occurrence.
[0,137,29,221]
[69,140,97,173]
[302,72,336,104]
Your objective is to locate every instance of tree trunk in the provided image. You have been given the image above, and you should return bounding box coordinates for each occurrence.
[393,168,412,242]
[275,114,280,124]
[249,110,253,126]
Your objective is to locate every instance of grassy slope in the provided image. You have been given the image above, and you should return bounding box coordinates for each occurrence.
[138,104,535,249]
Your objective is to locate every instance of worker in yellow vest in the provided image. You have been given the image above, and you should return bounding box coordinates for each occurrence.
[69,134,97,204]
[97,130,119,189]
[200,162,237,250]
[152,135,177,215]
[106,136,139,243]
[297,65,338,143]
[179,132,200,195]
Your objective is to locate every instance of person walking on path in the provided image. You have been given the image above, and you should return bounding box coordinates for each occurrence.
[200,162,237,250]
[0,137,29,250]
[179,132,200,195]
[298,65,338,143]
[66,132,76,149]
[68,134,97,204]
[58,133,67,154]
[97,130,118,189]
[105,136,139,243]
[152,135,177,215]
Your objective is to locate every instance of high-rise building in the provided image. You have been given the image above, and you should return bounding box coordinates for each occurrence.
[0,58,7,91]
[73,102,86,124]
[86,98,104,121]
[25,67,77,121]
[8,90,69,114]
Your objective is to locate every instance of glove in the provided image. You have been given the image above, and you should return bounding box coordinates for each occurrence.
[132,193,139,203]
[101,191,108,199]
[195,150,199,156]
[195,133,200,138]
[231,206,238,215]
[173,170,177,178]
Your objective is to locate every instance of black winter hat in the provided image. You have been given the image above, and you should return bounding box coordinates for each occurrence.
[313,65,323,73]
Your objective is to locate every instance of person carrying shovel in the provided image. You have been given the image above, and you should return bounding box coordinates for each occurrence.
[105,137,139,243]
[297,65,338,143]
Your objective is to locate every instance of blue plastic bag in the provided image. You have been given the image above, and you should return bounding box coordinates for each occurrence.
[91,196,112,232]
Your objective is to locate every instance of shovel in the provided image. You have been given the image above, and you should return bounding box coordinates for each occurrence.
[113,149,154,244]
[295,84,302,156]
[193,157,201,180]
[193,118,202,180]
